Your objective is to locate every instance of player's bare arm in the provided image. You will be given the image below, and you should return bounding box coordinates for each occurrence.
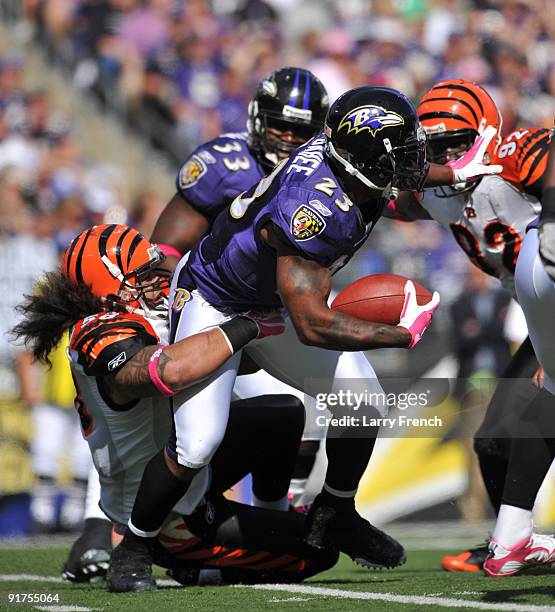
[263,223,411,350]
[104,327,237,403]
[150,193,210,271]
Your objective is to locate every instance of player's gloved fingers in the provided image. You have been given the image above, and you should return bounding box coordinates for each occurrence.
[425,290,441,312]
[474,125,497,156]
[482,163,503,175]
[400,280,416,318]
[469,133,486,159]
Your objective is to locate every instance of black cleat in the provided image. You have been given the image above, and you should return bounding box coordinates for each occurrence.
[62,518,112,583]
[106,531,157,593]
[304,493,406,569]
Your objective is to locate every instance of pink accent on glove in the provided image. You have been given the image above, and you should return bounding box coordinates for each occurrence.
[446,125,503,184]
[246,310,286,339]
[397,280,440,348]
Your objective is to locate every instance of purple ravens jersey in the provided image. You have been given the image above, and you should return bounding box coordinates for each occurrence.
[183,135,378,310]
[176,132,266,220]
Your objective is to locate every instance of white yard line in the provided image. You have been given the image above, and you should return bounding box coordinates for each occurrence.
[34,607,97,611]
[3,574,554,611]
[241,584,555,611]
[0,574,64,583]
[0,574,181,588]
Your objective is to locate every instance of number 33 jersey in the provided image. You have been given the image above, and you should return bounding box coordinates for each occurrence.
[419,128,549,297]
[176,132,266,220]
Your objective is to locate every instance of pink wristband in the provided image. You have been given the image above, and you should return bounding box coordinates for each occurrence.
[158,243,183,259]
[148,346,176,396]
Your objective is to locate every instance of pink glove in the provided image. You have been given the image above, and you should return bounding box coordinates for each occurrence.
[397,281,440,348]
[446,125,503,184]
[244,309,286,339]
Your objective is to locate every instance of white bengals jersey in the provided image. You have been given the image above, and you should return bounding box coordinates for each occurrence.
[420,175,541,298]
[68,310,208,524]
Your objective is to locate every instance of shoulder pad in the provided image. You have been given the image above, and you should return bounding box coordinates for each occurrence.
[496,128,551,198]
[176,134,261,219]
[70,311,158,377]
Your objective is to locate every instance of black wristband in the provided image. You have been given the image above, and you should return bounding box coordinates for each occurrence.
[219,316,258,353]
[541,187,555,224]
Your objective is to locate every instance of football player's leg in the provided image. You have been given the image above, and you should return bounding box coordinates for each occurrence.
[60,413,92,531]
[483,229,555,576]
[109,293,239,592]
[248,328,383,492]
[443,338,540,573]
[484,389,555,576]
[62,465,112,582]
[247,327,405,568]
[515,228,555,393]
[209,395,305,510]
[167,500,338,584]
[233,369,320,507]
[473,337,539,514]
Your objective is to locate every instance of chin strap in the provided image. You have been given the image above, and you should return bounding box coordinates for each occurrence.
[325,140,390,193]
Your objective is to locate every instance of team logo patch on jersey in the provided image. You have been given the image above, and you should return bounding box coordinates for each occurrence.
[338,105,404,137]
[291,205,326,241]
[178,156,206,189]
[308,199,332,217]
[108,351,127,371]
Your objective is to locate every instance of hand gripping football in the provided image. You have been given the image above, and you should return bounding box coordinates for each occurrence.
[331,274,432,325]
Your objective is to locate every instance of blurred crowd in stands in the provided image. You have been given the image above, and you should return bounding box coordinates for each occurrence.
[21,0,555,160]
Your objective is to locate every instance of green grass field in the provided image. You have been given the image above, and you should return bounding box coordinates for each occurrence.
[1,535,554,612]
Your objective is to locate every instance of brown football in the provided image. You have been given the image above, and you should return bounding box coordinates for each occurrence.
[331,274,432,325]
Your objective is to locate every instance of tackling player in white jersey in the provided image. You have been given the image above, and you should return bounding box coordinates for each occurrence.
[13,224,341,590]
[387,79,555,575]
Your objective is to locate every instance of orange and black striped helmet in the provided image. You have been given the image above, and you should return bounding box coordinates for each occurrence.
[63,224,168,311]
[417,80,502,164]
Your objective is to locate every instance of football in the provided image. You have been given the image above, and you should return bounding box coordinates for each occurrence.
[331,274,432,325]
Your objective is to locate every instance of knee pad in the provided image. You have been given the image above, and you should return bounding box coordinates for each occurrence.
[172,433,224,470]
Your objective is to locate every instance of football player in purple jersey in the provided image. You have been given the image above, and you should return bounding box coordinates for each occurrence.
[151,67,329,270]
[60,67,329,583]
[109,86,501,592]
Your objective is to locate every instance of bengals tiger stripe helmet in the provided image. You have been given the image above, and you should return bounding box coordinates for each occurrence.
[417,80,502,165]
[63,224,169,315]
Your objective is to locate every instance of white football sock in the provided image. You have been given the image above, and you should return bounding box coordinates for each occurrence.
[492,504,533,549]
[84,464,109,521]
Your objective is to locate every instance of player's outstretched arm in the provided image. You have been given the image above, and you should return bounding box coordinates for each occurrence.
[150,193,210,272]
[104,314,281,403]
[275,250,412,351]
[424,125,503,187]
